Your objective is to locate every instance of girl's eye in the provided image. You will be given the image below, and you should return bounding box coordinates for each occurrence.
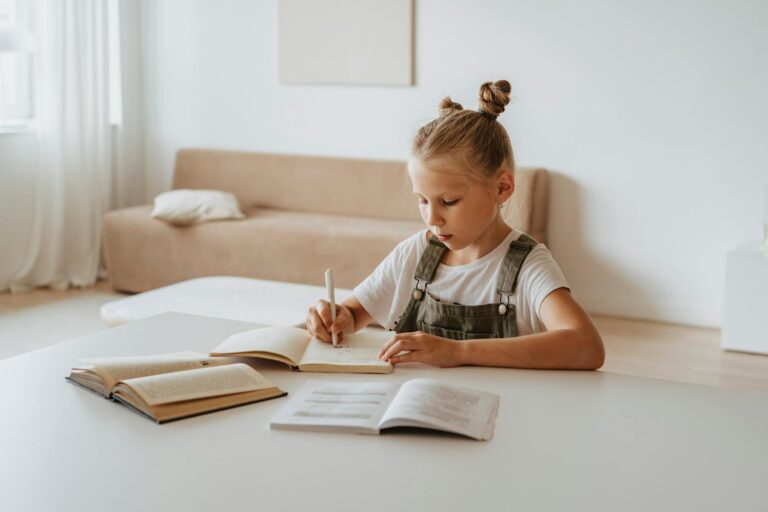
[417,198,459,206]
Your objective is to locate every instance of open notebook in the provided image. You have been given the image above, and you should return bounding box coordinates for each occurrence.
[210,326,394,374]
[270,379,500,441]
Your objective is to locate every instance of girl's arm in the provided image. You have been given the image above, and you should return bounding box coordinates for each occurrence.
[379,288,605,370]
[340,295,374,332]
[460,288,604,370]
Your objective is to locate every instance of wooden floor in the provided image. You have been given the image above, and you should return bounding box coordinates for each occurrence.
[0,281,122,360]
[1,283,767,390]
[595,316,768,390]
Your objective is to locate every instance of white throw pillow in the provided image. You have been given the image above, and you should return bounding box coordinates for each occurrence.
[151,189,245,225]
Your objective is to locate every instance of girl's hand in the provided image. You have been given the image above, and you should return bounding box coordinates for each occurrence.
[306,300,355,343]
[378,331,465,368]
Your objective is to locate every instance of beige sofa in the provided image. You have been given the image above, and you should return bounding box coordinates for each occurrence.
[102,149,550,293]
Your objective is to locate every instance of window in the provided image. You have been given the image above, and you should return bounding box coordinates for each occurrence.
[0,0,125,130]
[0,0,34,126]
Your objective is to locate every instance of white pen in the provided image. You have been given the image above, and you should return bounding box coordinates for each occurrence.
[324,268,338,348]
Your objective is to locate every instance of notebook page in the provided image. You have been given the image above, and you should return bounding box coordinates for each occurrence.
[298,330,394,369]
[211,326,311,365]
[378,379,500,441]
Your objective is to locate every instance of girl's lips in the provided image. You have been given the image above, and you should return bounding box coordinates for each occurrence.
[437,234,452,241]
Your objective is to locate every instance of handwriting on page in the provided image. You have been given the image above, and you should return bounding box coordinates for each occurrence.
[316,345,383,363]
[302,339,389,366]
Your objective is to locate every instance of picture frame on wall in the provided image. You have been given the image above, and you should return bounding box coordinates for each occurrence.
[278,0,413,86]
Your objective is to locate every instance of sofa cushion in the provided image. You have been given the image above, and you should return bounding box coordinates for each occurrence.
[151,189,245,225]
[103,205,424,293]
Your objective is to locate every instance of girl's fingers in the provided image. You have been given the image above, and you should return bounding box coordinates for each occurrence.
[308,306,347,343]
[335,305,355,334]
[318,300,348,335]
[379,333,406,357]
[389,351,419,364]
[378,337,399,359]
[315,300,332,327]
[308,308,331,342]
[380,337,418,361]
[329,315,347,334]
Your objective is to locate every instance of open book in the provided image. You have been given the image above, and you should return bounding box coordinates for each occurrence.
[210,326,394,374]
[270,379,500,441]
[67,352,286,423]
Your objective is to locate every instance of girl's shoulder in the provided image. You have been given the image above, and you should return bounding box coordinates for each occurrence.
[521,236,559,267]
[517,237,568,287]
[500,230,562,279]
[527,237,557,260]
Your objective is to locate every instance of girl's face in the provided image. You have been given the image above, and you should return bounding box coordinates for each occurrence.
[407,157,514,253]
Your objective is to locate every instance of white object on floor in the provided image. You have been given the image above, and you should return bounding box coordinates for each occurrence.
[721,241,768,355]
[100,276,352,327]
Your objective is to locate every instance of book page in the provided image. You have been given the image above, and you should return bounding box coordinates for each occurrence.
[210,326,310,366]
[270,380,400,434]
[379,379,500,441]
[122,363,275,406]
[77,352,234,390]
[298,329,394,370]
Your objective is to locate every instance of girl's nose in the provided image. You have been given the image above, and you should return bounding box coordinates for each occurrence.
[425,205,443,226]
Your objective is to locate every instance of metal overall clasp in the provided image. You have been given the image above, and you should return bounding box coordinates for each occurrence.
[497,292,511,315]
[412,279,427,301]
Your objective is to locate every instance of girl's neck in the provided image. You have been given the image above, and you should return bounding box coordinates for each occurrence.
[442,219,512,266]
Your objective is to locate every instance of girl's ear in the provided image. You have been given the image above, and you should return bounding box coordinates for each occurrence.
[496,169,515,203]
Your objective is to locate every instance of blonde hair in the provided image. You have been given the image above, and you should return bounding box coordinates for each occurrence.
[411,80,514,180]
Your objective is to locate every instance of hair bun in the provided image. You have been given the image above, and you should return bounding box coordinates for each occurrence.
[438,96,463,117]
[478,80,511,118]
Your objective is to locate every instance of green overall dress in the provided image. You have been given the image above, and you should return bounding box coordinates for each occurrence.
[393,234,538,340]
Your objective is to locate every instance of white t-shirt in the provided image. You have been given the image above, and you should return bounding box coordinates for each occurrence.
[354,229,569,336]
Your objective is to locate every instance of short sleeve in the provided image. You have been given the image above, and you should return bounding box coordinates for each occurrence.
[353,240,409,328]
[514,244,570,332]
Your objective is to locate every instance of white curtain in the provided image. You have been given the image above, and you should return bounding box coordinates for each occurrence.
[9,0,143,292]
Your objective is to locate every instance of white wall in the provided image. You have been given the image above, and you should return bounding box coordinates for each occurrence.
[140,0,768,327]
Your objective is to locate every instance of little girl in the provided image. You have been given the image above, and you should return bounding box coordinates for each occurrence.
[306,80,604,370]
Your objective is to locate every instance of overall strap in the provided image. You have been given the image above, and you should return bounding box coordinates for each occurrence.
[413,235,448,284]
[496,234,538,296]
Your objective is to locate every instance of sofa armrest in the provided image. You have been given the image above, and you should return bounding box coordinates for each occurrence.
[502,167,549,244]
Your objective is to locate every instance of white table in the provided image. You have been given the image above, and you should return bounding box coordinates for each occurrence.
[1,312,767,512]
[99,276,353,326]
